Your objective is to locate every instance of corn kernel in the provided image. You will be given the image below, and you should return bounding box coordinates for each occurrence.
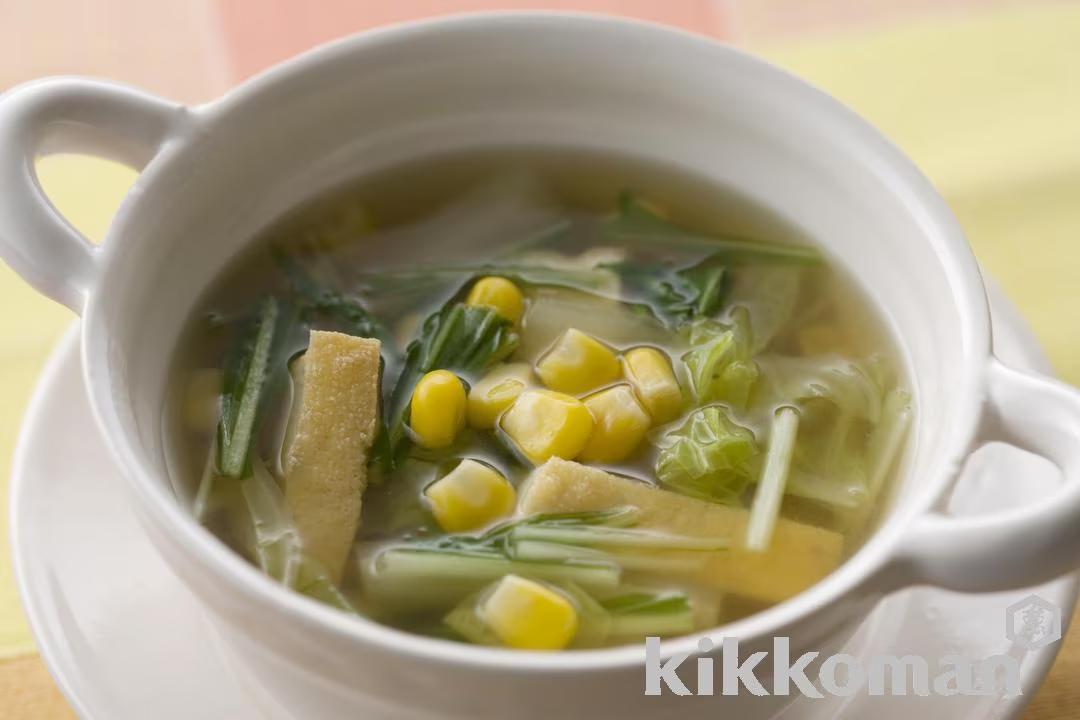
[480,575,578,650]
[579,385,651,463]
[501,389,594,464]
[466,276,525,324]
[623,347,682,424]
[410,370,466,449]
[535,328,621,395]
[467,363,534,429]
[425,459,516,532]
[183,368,223,434]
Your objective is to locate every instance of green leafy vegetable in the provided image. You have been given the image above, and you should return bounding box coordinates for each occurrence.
[507,524,728,551]
[421,303,519,373]
[361,505,728,614]
[682,307,760,408]
[363,547,620,612]
[380,302,519,469]
[217,297,290,478]
[276,251,388,341]
[422,507,643,555]
[680,262,730,318]
[606,192,822,266]
[600,193,819,332]
[655,405,760,504]
[598,256,731,327]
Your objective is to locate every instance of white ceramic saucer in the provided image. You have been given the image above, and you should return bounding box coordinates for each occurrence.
[10,283,1078,720]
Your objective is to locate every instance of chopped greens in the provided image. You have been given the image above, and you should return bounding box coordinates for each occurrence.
[276,250,388,342]
[364,507,728,617]
[420,507,643,554]
[598,256,731,327]
[682,307,760,409]
[420,303,520,373]
[381,302,519,468]
[217,297,289,478]
[369,548,620,592]
[655,405,760,504]
[507,524,728,551]
[607,192,822,267]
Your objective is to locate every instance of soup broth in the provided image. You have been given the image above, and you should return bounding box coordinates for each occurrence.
[168,149,912,651]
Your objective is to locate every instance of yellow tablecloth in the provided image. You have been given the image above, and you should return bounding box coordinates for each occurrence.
[1,3,1078,716]
[0,157,136,657]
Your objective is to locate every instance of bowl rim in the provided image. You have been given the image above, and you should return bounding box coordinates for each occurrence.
[81,10,990,674]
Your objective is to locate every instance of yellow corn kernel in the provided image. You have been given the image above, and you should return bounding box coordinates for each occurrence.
[183,368,223,434]
[467,363,534,429]
[466,276,525,324]
[623,347,682,424]
[480,575,578,650]
[425,459,516,533]
[535,328,621,395]
[579,385,651,463]
[501,389,594,464]
[410,370,466,449]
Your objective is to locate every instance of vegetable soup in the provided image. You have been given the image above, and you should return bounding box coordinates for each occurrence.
[168,149,912,651]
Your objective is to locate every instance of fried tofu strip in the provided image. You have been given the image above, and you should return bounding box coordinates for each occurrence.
[519,458,845,604]
[284,331,381,582]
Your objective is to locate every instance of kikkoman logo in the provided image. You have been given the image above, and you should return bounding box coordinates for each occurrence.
[645,594,1063,698]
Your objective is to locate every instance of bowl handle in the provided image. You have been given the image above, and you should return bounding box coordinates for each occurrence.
[0,78,185,313]
[896,358,1080,591]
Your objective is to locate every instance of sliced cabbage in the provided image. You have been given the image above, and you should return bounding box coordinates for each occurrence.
[682,307,760,409]
[754,354,884,422]
[655,405,760,504]
[750,355,910,512]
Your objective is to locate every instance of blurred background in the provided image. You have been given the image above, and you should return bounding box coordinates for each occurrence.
[0,1,1078,717]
